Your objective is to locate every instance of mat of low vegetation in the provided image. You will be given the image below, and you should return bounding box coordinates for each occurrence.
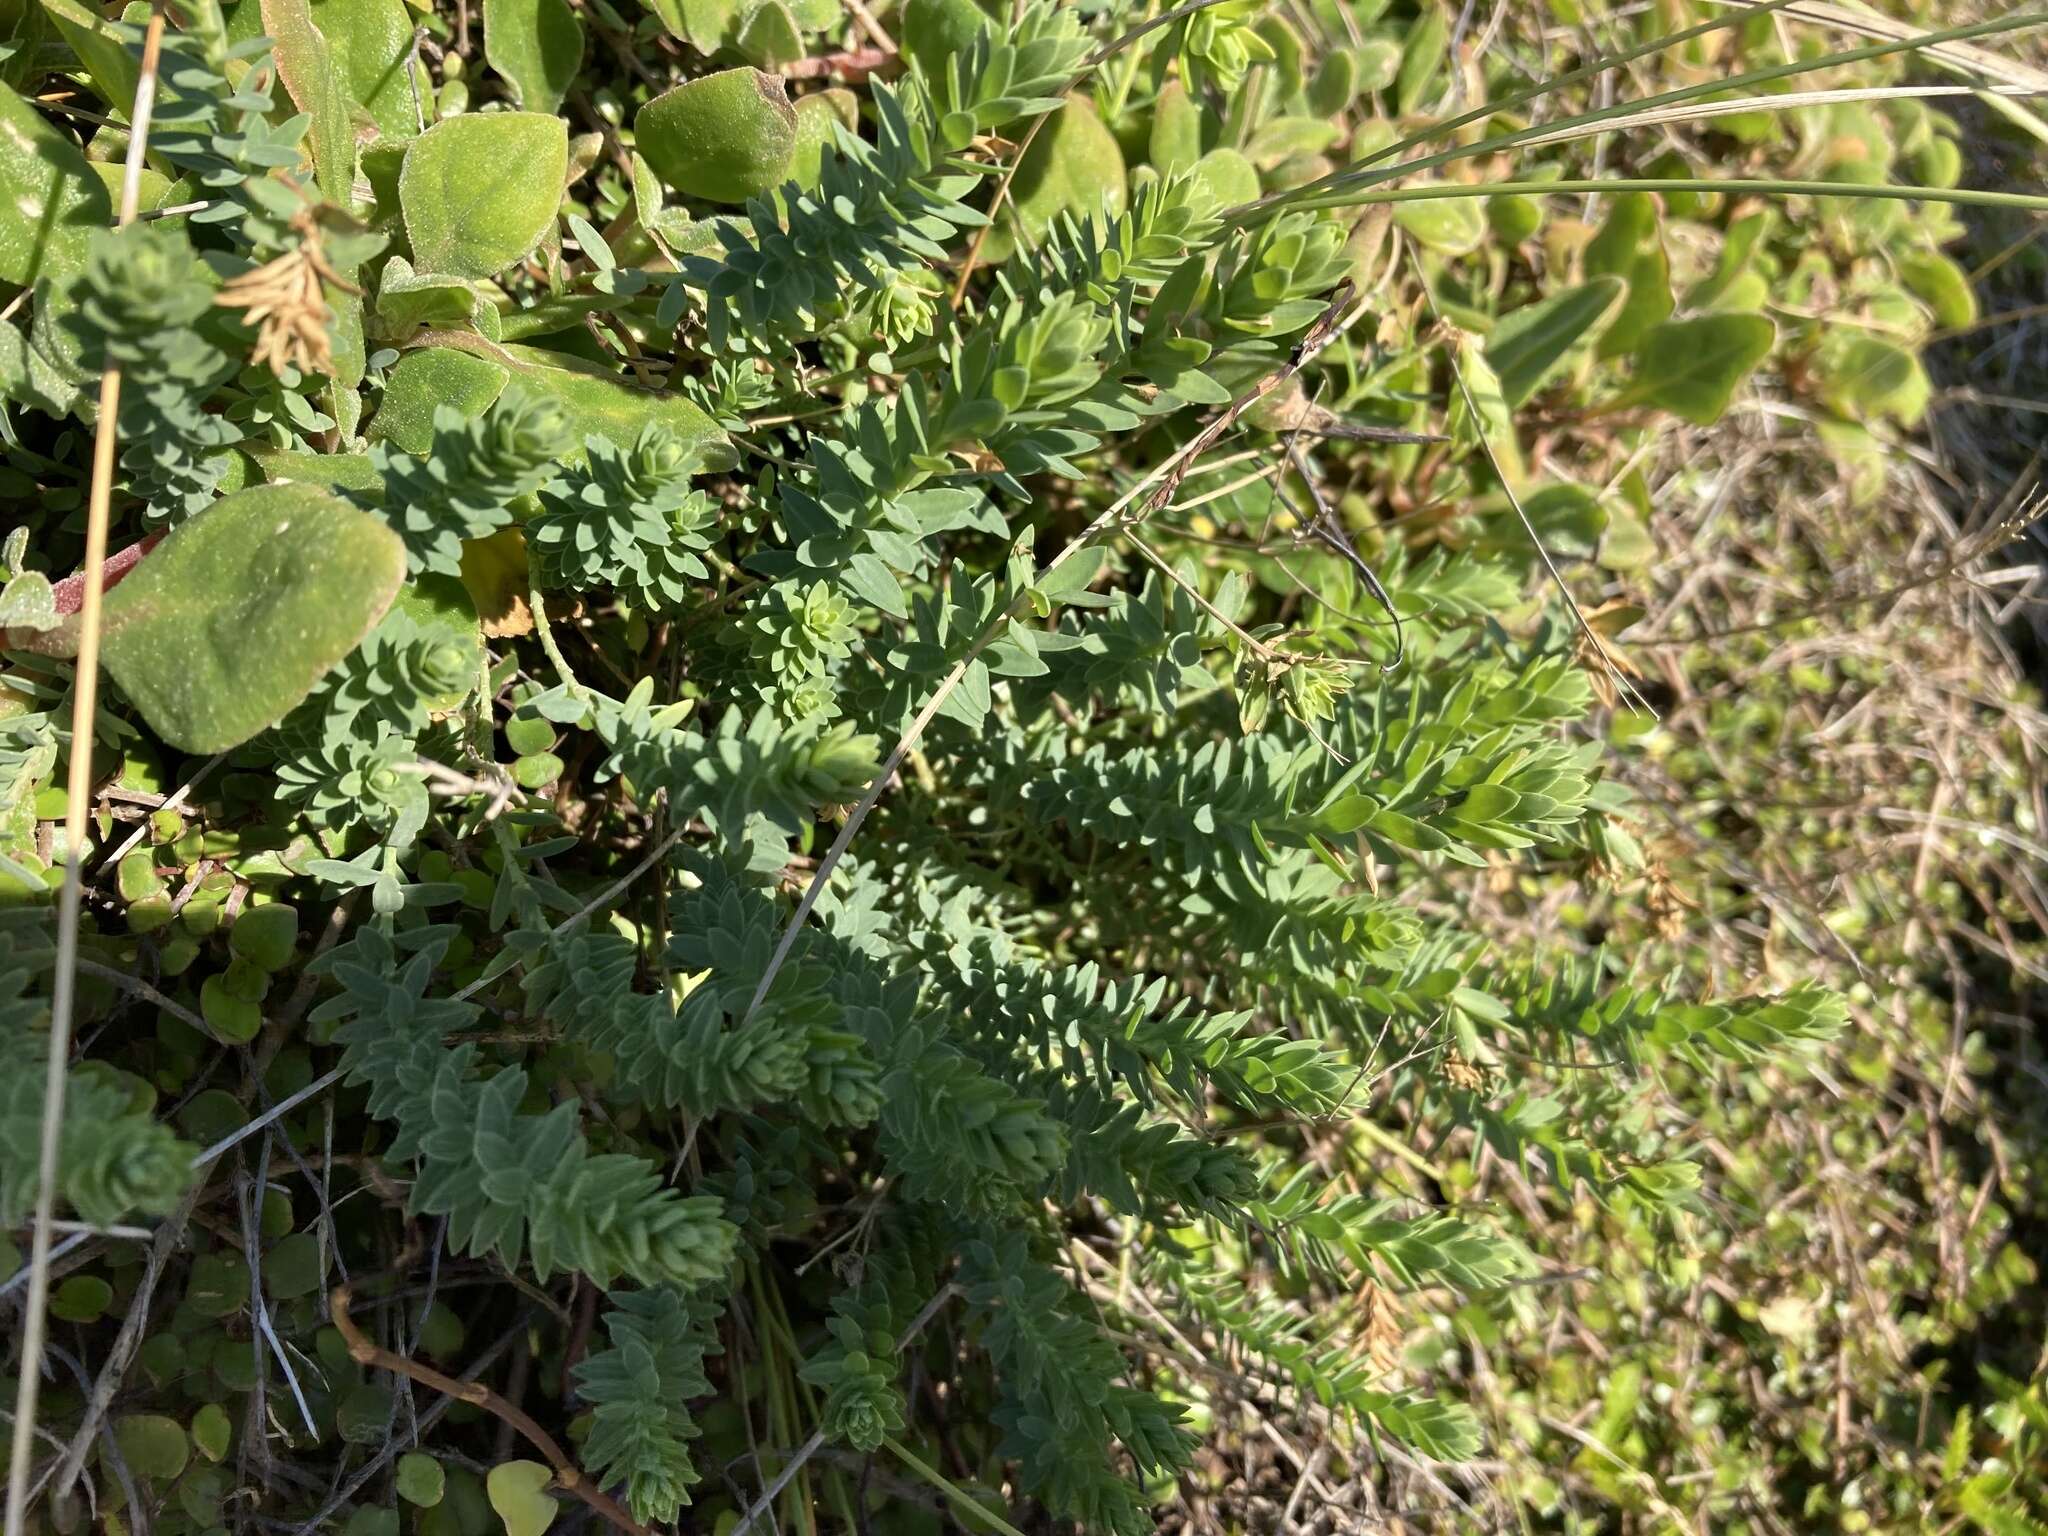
[0,0,2041,1533]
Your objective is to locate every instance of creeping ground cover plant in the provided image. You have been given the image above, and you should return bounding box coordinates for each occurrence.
[0,0,2040,1531]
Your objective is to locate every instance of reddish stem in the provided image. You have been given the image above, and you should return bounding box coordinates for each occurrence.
[51,532,163,615]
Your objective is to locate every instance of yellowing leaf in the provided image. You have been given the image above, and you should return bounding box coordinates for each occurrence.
[487,1460,559,1536]
[262,0,353,204]
[1757,1292,1818,1345]
[459,527,536,639]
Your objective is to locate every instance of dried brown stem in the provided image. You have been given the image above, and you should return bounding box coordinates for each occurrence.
[328,1284,653,1536]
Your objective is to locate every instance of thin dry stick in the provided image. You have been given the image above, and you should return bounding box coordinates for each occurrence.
[188,1065,343,1172]
[73,957,207,1034]
[329,1284,653,1536]
[950,113,1049,305]
[840,0,895,53]
[741,284,1361,1025]
[45,1177,206,1502]
[3,16,166,1536]
[1415,274,1655,718]
[289,1316,528,1536]
[93,751,224,882]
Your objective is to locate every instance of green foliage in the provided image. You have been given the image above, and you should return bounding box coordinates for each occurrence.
[527,426,719,609]
[66,223,241,525]
[315,924,741,1288]
[0,79,110,287]
[962,1234,1198,1534]
[572,1286,720,1520]
[100,483,407,752]
[636,67,798,205]
[399,113,569,279]
[485,1461,557,1536]
[367,391,570,577]
[0,913,194,1226]
[682,3,1090,352]
[0,2,2021,1534]
[483,0,583,113]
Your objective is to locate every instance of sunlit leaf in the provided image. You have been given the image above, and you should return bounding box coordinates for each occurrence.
[400,113,568,279]
[102,484,407,752]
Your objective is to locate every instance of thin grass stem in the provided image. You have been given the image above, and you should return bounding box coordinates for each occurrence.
[3,15,167,1536]
[1246,9,2048,221]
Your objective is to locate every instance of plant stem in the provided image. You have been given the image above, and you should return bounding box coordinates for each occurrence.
[1272,176,2048,217]
[4,16,165,1536]
[1125,530,1282,661]
[529,582,592,701]
[881,1436,1029,1536]
[329,1285,652,1536]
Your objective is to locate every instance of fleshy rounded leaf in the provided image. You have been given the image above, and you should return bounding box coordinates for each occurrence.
[484,0,584,113]
[371,343,732,469]
[487,1460,559,1536]
[190,1403,232,1463]
[398,1452,446,1508]
[790,90,857,190]
[900,0,989,79]
[101,483,407,753]
[0,80,112,287]
[635,67,796,205]
[229,903,300,971]
[1192,148,1260,210]
[113,1414,190,1481]
[400,113,569,279]
[988,96,1126,262]
[1626,313,1775,426]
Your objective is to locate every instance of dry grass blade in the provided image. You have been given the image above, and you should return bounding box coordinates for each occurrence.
[1282,176,2048,216]
[1705,0,2048,91]
[1245,7,2048,221]
[1347,0,1813,179]
[3,14,166,1536]
[1511,83,2040,150]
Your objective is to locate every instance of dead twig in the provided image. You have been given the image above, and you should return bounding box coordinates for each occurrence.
[329,1284,653,1536]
